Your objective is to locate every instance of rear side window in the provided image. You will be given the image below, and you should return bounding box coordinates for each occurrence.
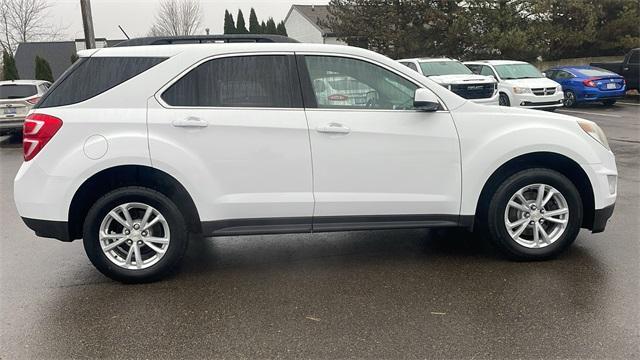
[0,84,37,99]
[161,55,302,108]
[36,57,167,108]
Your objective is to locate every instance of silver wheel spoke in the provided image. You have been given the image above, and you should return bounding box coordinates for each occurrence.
[146,236,169,244]
[535,184,545,207]
[109,211,130,229]
[133,244,142,269]
[100,232,125,240]
[515,191,528,205]
[125,245,134,266]
[143,240,165,254]
[544,208,568,218]
[541,189,555,207]
[508,201,530,213]
[140,206,153,227]
[512,221,529,238]
[103,237,127,251]
[544,217,567,224]
[533,222,540,247]
[143,216,161,231]
[121,205,134,227]
[538,225,550,244]
[507,217,528,229]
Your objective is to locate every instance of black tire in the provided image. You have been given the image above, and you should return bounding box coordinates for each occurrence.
[602,99,616,106]
[486,168,583,260]
[499,93,511,106]
[83,186,189,283]
[563,90,577,107]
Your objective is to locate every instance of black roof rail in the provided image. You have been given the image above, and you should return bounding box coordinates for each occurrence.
[113,34,298,47]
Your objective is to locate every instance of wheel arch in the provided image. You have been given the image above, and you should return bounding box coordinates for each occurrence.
[68,165,202,240]
[474,152,595,230]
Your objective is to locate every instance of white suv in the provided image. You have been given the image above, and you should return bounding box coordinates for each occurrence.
[14,42,617,283]
[465,60,564,110]
[398,58,498,105]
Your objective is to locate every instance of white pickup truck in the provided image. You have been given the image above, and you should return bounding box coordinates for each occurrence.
[397,58,498,105]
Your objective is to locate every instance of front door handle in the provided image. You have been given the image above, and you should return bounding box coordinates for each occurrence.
[316,123,351,134]
[172,117,209,128]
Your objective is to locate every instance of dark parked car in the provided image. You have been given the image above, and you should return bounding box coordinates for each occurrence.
[591,48,639,90]
[544,66,626,107]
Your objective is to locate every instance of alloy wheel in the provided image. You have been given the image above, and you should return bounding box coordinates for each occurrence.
[504,184,569,249]
[98,202,170,270]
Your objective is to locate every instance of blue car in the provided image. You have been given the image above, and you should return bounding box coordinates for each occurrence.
[544,66,626,107]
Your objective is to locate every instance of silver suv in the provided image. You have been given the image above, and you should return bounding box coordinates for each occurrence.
[0,80,51,135]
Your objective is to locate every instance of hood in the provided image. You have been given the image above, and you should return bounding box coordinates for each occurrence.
[502,77,560,88]
[428,74,496,85]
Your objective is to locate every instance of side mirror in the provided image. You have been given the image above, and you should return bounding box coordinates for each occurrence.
[413,88,440,111]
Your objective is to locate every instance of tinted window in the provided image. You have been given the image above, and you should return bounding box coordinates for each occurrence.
[575,68,616,77]
[466,64,481,74]
[402,62,418,72]
[305,56,418,110]
[480,65,496,77]
[629,50,639,64]
[555,70,574,79]
[162,55,302,108]
[0,84,37,99]
[37,57,166,108]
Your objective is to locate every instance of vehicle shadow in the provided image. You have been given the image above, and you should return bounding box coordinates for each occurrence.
[0,133,22,148]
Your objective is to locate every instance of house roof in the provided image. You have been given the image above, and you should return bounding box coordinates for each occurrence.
[14,38,125,80]
[286,5,335,36]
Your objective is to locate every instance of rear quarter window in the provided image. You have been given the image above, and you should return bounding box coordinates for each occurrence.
[36,57,167,108]
[0,84,37,99]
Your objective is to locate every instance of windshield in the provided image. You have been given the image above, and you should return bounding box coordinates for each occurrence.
[494,64,543,79]
[419,61,473,76]
[0,84,37,99]
[575,68,616,77]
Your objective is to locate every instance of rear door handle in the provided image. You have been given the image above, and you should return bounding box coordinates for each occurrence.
[316,123,351,134]
[172,117,208,128]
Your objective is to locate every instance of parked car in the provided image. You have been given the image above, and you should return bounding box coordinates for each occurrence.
[465,60,564,110]
[312,75,378,107]
[590,48,639,91]
[544,66,626,107]
[0,80,50,135]
[397,58,498,105]
[15,42,617,283]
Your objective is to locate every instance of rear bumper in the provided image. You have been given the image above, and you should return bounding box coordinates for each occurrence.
[579,88,626,102]
[21,217,73,241]
[591,203,615,233]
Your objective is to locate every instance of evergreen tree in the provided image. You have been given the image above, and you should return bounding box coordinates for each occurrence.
[249,8,260,34]
[260,20,267,34]
[265,18,277,35]
[223,10,236,34]
[35,56,54,82]
[2,50,19,80]
[276,21,287,36]
[236,9,248,34]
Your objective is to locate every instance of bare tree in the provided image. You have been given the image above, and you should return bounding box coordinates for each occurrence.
[0,0,65,53]
[149,0,203,36]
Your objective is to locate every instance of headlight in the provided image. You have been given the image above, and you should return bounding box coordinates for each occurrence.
[556,85,562,92]
[578,119,610,150]
[512,86,531,94]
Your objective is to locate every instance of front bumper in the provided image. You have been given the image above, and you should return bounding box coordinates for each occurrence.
[512,92,564,109]
[591,203,615,233]
[469,93,499,106]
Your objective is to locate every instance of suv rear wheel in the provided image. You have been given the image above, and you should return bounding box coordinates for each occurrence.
[83,187,188,283]
[487,168,583,260]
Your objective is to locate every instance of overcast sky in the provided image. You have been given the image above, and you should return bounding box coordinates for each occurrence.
[49,0,329,40]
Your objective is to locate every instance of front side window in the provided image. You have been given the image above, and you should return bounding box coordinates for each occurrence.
[305,56,418,110]
[162,55,302,108]
[480,65,496,77]
[555,70,574,79]
[494,63,543,80]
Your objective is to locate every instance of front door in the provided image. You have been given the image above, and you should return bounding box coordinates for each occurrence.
[299,54,462,230]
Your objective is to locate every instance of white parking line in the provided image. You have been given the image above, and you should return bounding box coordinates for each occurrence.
[557,109,621,118]
[618,101,640,106]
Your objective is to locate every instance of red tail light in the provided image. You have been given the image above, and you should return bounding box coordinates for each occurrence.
[26,97,41,105]
[23,113,63,161]
[328,94,349,101]
[582,78,597,87]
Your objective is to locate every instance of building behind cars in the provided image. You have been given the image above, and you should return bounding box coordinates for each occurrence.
[284,5,346,44]
[398,58,498,105]
[465,60,564,110]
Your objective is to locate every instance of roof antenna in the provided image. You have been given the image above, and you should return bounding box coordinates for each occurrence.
[118,25,130,39]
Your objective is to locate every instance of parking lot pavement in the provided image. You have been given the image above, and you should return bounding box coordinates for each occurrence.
[1,104,638,359]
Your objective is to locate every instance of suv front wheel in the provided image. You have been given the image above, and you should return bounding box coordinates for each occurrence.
[487,168,583,260]
[83,187,189,283]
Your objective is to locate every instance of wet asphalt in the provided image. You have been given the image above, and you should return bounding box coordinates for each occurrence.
[0,102,638,359]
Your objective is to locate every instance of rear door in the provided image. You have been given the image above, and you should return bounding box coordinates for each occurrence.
[148,53,314,232]
[298,54,461,229]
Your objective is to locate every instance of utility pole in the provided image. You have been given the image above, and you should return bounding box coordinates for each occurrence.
[80,0,96,49]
